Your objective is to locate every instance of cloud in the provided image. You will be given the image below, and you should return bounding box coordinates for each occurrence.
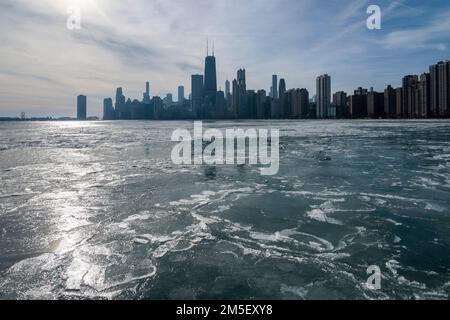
[381,10,450,50]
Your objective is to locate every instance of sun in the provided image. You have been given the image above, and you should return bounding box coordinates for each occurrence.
[69,0,96,12]
[66,0,110,22]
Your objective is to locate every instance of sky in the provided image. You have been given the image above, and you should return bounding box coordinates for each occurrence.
[0,0,450,117]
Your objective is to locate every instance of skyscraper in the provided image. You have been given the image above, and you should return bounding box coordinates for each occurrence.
[191,74,204,116]
[77,95,87,120]
[395,87,403,118]
[204,44,217,112]
[288,88,309,119]
[163,93,173,107]
[279,79,286,97]
[256,90,268,119]
[333,91,348,118]
[436,61,450,117]
[151,96,164,120]
[384,85,396,118]
[236,69,248,118]
[367,88,384,119]
[178,85,185,105]
[402,75,419,118]
[225,80,231,101]
[143,81,151,103]
[419,73,431,118]
[349,87,368,118]
[213,91,227,118]
[279,79,287,117]
[411,81,421,118]
[430,63,439,117]
[316,74,331,119]
[115,87,126,119]
[272,75,278,99]
[103,98,114,120]
[247,90,257,119]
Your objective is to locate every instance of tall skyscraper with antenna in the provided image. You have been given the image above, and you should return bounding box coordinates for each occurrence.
[204,41,217,94]
[203,40,217,116]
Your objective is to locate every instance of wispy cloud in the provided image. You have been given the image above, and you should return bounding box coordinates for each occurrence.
[381,10,450,50]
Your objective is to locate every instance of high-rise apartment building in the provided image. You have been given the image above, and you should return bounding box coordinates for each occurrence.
[77,95,87,120]
[191,74,204,115]
[316,74,331,118]
[333,91,348,119]
[272,75,278,99]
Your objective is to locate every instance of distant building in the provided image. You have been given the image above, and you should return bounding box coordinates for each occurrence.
[225,80,231,101]
[367,88,384,119]
[256,90,269,119]
[191,74,204,116]
[115,88,126,119]
[213,91,227,118]
[333,91,347,119]
[437,61,450,117]
[287,88,309,119]
[349,87,368,118]
[411,81,421,118]
[430,63,439,117]
[204,53,217,94]
[77,95,87,120]
[103,98,114,120]
[316,74,331,118]
[151,96,164,120]
[272,75,278,99]
[247,90,257,119]
[270,99,280,119]
[308,102,317,118]
[279,79,287,117]
[402,75,419,118]
[178,85,185,105]
[279,79,286,97]
[143,81,151,104]
[430,61,450,117]
[395,87,403,118]
[232,79,238,118]
[384,85,396,118]
[130,99,144,119]
[233,69,248,118]
[203,48,217,114]
[419,73,431,118]
[163,94,173,107]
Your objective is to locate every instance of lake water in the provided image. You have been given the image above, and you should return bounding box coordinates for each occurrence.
[0,120,449,299]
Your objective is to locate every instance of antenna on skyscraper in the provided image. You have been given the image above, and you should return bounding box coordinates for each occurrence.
[212,41,215,56]
[207,38,209,56]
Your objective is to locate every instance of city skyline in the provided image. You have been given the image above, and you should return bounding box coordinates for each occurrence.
[94,52,448,121]
[1,0,450,117]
